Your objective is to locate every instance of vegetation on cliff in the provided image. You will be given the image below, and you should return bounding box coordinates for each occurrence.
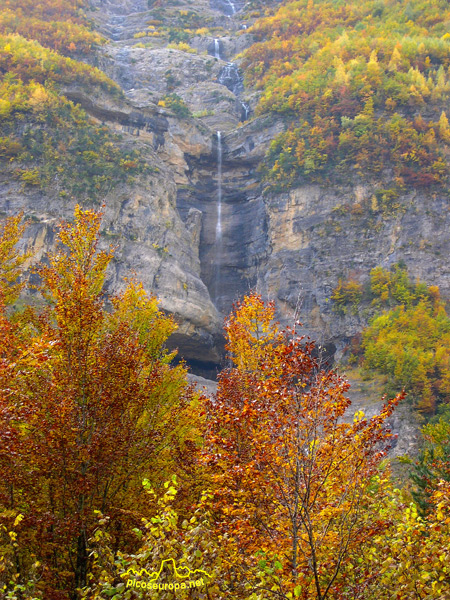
[0,0,102,54]
[242,0,450,192]
[0,1,150,200]
[362,267,450,414]
[332,265,450,414]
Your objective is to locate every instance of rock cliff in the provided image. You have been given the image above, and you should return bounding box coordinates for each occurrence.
[2,0,449,435]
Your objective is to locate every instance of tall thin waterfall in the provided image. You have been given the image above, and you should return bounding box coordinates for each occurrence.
[214,38,221,59]
[241,102,250,121]
[226,0,236,14]
[216,131,222,240]
[214,131,223,303]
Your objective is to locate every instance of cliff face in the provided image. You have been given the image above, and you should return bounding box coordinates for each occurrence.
[2,0,449,401]
[1,0,270,373]
[259,184,450,356]
[81,0,285,372]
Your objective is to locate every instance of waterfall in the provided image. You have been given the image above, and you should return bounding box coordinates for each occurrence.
[214,38,221,59]
[226,0,236,14]
[214,131,223,303]
[218,62,244,96]
[210,0,238,17]
[210,0,250,122]
[216,131,223,241]
[241,101,250,121]
[218,62,250,121]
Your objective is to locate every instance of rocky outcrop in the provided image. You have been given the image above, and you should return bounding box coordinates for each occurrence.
[258,183,450,360]
[0,0,275,374]
[0,121,222,366]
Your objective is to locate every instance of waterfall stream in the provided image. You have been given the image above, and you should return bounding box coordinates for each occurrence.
[214,38,221,59]
[210,0,239,16]
[241,102,250,121]
[210,0,250,122]
[218,63,243,95]
[214,131,223,303]
[218,62,250,121]
[216,131,223,241]
[226,0,236,15]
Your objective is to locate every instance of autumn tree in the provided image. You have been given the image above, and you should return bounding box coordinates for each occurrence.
[0,211,30,524]
[202,293,403,599]
[0,211,28,304]
[79,477,219,600]
[0,213,39,599]
[0,207,199,599]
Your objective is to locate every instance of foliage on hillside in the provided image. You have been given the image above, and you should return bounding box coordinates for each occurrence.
[348,266,450,414]
[0,3,152,200]
[242,0,450,192]
[0,77,150,198]
[0,34,117,91]
[3,0,89,28]
[0,0,103,55]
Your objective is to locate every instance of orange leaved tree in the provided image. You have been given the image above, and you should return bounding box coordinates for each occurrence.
[0,207,198,599]
[202,293,403,600]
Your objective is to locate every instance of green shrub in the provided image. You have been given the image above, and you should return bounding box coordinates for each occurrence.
[160,93,191,118]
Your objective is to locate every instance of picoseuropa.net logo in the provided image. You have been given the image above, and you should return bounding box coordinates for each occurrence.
[125,558,213,591]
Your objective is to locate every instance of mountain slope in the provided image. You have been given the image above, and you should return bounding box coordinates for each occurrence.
[1,0,450,401]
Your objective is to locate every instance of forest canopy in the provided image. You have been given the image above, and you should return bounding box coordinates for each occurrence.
[0,0,150,200]
[1,210,450,599]
[242,0,450,191]
[0,0,102,54]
